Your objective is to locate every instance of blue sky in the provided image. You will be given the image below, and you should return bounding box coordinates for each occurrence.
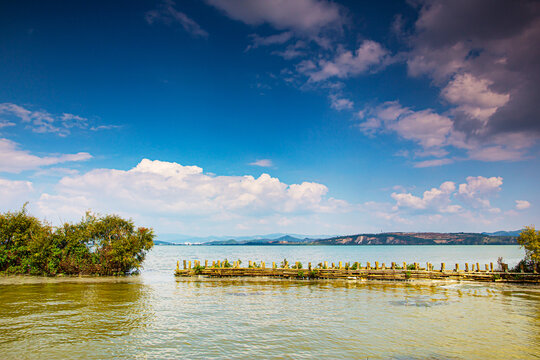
[1,0,539,236]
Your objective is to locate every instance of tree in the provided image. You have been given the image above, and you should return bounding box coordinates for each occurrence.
[517,225,540,271]
[0,207,155,275]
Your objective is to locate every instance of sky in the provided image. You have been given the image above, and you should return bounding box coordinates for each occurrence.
[1,0,539,237]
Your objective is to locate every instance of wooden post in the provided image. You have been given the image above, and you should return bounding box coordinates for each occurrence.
[339,261,342,269]
[308,262,312,270]
[188,261,191,269]
[465,263,469,272]
[455,263,459,271]
[382,263,386,270]
[331,262,335,269]
[205,260,208,268]
[183,260,187,270]
[375,261,379,270]
[261,262,265,269]
[441,263,445,272]
[176,261,179,272]
[476,263,480,272]
[391,262,395,270]
[414,263,418,271]
[520,263,524,273]
[403,262,407,271]
[272,262,276,269]
[490,262,493,272]
[249,260,252,268]
[485,264,489,271]
[367,262,371,270]
[324,261,328,269]
[217,260,221,268]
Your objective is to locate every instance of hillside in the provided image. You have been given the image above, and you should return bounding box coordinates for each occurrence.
[201,232,517,246]
[310,232,517,245]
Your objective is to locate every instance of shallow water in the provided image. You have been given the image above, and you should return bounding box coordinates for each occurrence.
[1,245,539,359]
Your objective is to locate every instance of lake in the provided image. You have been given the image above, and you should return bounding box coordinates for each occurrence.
[1,245,539,359]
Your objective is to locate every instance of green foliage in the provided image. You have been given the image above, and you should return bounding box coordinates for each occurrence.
[405,271,412,279]
[406,264,416,270]
[308,269,319,278]
[222,259,232,268]
[193,265,205,275]
[280,258,289,268]
[292,261,302,269]
[350,262,358,270]
[0,207,154,276]
[297,271,304,278]
[517,226,540,266]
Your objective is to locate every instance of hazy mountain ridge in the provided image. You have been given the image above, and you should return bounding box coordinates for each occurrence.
[155,232,519,245]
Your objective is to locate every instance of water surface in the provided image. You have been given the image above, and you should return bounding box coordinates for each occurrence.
[1,245,538,359]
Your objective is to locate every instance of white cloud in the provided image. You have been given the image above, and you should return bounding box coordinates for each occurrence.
[246,31,293,50]
[145,0,208,38]
[304,41,388,82]
[249,159,273,167]
[441,73,510,122]
[36,159,350,230]
[515,200,531,210]
[414,158,454,168]
[457,176,503,208]
[206,0,344,35]
[392,181,456,212]
[0,102,115,136]
[0,138,92,173]
[329,94,353,111]
[0,178,33,210]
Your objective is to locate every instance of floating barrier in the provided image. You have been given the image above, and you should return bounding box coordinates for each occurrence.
[174,260,540,283]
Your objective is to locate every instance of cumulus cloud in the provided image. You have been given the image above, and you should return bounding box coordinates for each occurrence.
[457,176,503,208]
[441,73,510,122]
[36,159,350,230]
[515,200,531,210]
[329,94,353,111]
[249,159,273,167]
[145,0,208,38]
[389,175,509,223]
[405,0,540,149]
[0,138,92,174]
[301,40,389,82]
[357,100,534,165]
[392,181,457,212]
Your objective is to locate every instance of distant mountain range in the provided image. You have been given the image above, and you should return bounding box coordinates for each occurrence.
[154,231,520,246]
[482,230,523,237]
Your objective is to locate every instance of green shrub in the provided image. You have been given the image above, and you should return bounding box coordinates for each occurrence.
[0,207,154,276]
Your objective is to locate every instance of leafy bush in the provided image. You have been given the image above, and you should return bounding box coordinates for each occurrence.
[0,207,154,276]
[193,265,205,275]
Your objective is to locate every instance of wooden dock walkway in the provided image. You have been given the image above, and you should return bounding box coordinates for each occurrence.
[174,260,540,283]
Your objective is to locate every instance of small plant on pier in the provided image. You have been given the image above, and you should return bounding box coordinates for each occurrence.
[350,262,359,270]
[222,259,232,268]
[193,265,204,275]
[297,271,304,278]
[406,264,416,270]
[280,258,289,268]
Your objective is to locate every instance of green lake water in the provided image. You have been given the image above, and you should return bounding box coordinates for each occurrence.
[1,245,539,359]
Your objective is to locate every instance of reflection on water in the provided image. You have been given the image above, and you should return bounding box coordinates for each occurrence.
[0,246,539,359]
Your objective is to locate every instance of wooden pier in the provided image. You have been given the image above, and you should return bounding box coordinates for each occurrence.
[174,260,540,283]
